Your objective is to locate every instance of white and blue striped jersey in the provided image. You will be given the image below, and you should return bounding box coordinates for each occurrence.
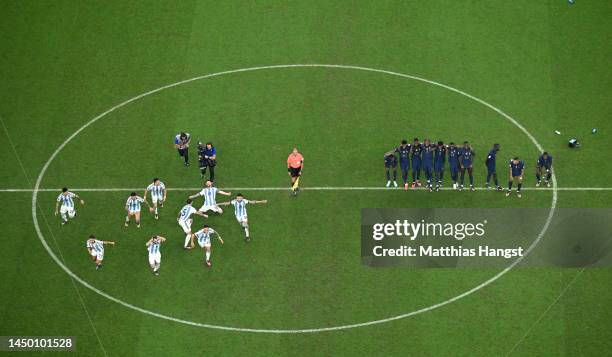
[178,205,197,222]
[147,182,166,197]
[231,199,250,219]
[199,187,218,206]
[195,228,216,246]
[148,239,161,254]
[57,192,76,208]
[126,196,145,211]
[87,239,104,253]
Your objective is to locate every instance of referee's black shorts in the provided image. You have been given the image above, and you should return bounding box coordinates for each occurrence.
[289,166,301,177]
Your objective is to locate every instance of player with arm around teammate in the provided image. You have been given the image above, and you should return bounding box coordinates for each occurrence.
[447,143,460,190]
[433,141,446,191]
[125,192,151,228]
[536,152,553,187]
[188,180,231,215]
[218,193,267,243]
[86,235,115,270]
[410,138,423,188]
[506,157,525,198]
[55,187,85,225]
[146,235,166,276]
[421,139,435,192]
[177,199,208,250]
[393,139,410,190]
[194,225,224,267]
[144,178,167,220]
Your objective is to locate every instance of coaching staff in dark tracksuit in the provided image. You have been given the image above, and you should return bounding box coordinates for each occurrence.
[198,142,217,181]
[174,132,191,166]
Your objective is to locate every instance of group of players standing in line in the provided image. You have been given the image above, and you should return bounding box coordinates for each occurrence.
[383,138,554,197]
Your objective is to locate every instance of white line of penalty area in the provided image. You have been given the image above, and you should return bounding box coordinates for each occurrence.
[1,187,611,192]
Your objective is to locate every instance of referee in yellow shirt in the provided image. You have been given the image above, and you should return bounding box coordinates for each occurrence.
[287,147,304,196]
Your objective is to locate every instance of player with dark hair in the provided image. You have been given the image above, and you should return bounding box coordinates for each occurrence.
[447,142,460,190]
[198,141,217,181]
[421,139,435,192]
[174,132,191,166]
[394,139,410,190]
[506,157,525,198]
[485,144,502,191]
[536,152,553,187]
[410,138,422,188]
[433,141,446,191]
[383,151,398,187]
[218,193,267,242]
[458,141,475,191]
[287,147,304,196]
[86,235,115,270]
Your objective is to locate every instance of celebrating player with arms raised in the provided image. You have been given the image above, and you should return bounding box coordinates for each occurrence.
[188,180,231,214]
[177,199,208,249]
[218,193,267,242]
[194,225,224,267]
[86,235,115,270]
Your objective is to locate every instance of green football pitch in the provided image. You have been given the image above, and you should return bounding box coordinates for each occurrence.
[1,1,610,356]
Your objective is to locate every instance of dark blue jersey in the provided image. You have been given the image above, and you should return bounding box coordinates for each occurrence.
[447,147,460,167]
[537,155,553,169]
[384,154,398,167]
[486,149,497,168]
[509,160,525,177]
[411,144,422,162]
[459,147,475,167]
[434,146,446,164]
[421,144,435,166]
[395,145,411,165]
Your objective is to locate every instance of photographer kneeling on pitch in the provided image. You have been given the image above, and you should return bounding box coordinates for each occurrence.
[198,141,217,181]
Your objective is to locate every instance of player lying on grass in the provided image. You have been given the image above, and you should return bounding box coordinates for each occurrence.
[188,180,231,214]
[506,157,525,198]
[485,144,503,191]
[287,147,304,196]
[146,235,166,276]
[434,141,446,191]
[536,152,553,187]
[218,193,267,242]
[86,235,114,270]
[144,178,166,220]
[458,141,476,191]
[194,225,224,267]
[383,151,398,187]
[177,199,208,250]
[125,192,151,228]
[55,187,85,225]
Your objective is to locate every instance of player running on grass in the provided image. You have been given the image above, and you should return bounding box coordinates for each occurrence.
[506,157,525,198]
[194,225,224,267]
[55,187,85,225]
[144,178,166,220]
[188,180,231,214]
[125,192,151,228]
[177,199,208,249]
[218,193,267,242]
[287,147,304,196]
[535,152,553,187]
[86,235,115,270]
[145,235,166,276]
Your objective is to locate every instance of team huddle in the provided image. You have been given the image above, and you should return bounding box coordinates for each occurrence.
[384,138,553,197]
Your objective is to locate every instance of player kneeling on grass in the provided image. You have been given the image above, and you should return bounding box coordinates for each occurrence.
[86,235,114,270]
[55,187,85,225]
[506,157,525,198]
[144,178,166,220]
[194,225,224,267]
[125,192,150,228]
[177,199,208,250]
[188,180,231,215]
[536,152,553,187]
[218,193,267,243]
[146,235,166,276]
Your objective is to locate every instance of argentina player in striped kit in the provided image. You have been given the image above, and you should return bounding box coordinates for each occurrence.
[86,235,115,270]
[144,178,166,220]
[54,187,85,225]
[194,225,224,267]
[188,180,231,214]
[219,193,267,242]
[145,235,166,275]
[177,199,208,249]
[125,192,151,228]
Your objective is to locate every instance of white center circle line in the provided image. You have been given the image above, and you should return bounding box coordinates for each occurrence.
[31,64,558,333]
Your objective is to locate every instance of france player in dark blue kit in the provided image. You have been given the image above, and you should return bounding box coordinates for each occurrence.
[536,152,553,187]
[447,142,460,189]
[421,139,435,191]
[485,143,502,190]
[383,152,398,187]
[410,138,422,188]
[392,139,411,190]
[458,141,476,191]
[434,141,446,191]
[506,157,525,198]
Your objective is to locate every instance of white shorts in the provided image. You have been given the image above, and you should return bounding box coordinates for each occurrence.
[91,251,103,261]
[148,253,161,265]
[151,195,163,205]
[60,206,75,215]
[128,209,141,215]
[235,215,248,223]
[179,219,192,234]
[197,239,211,248]
[199,205,222,213]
